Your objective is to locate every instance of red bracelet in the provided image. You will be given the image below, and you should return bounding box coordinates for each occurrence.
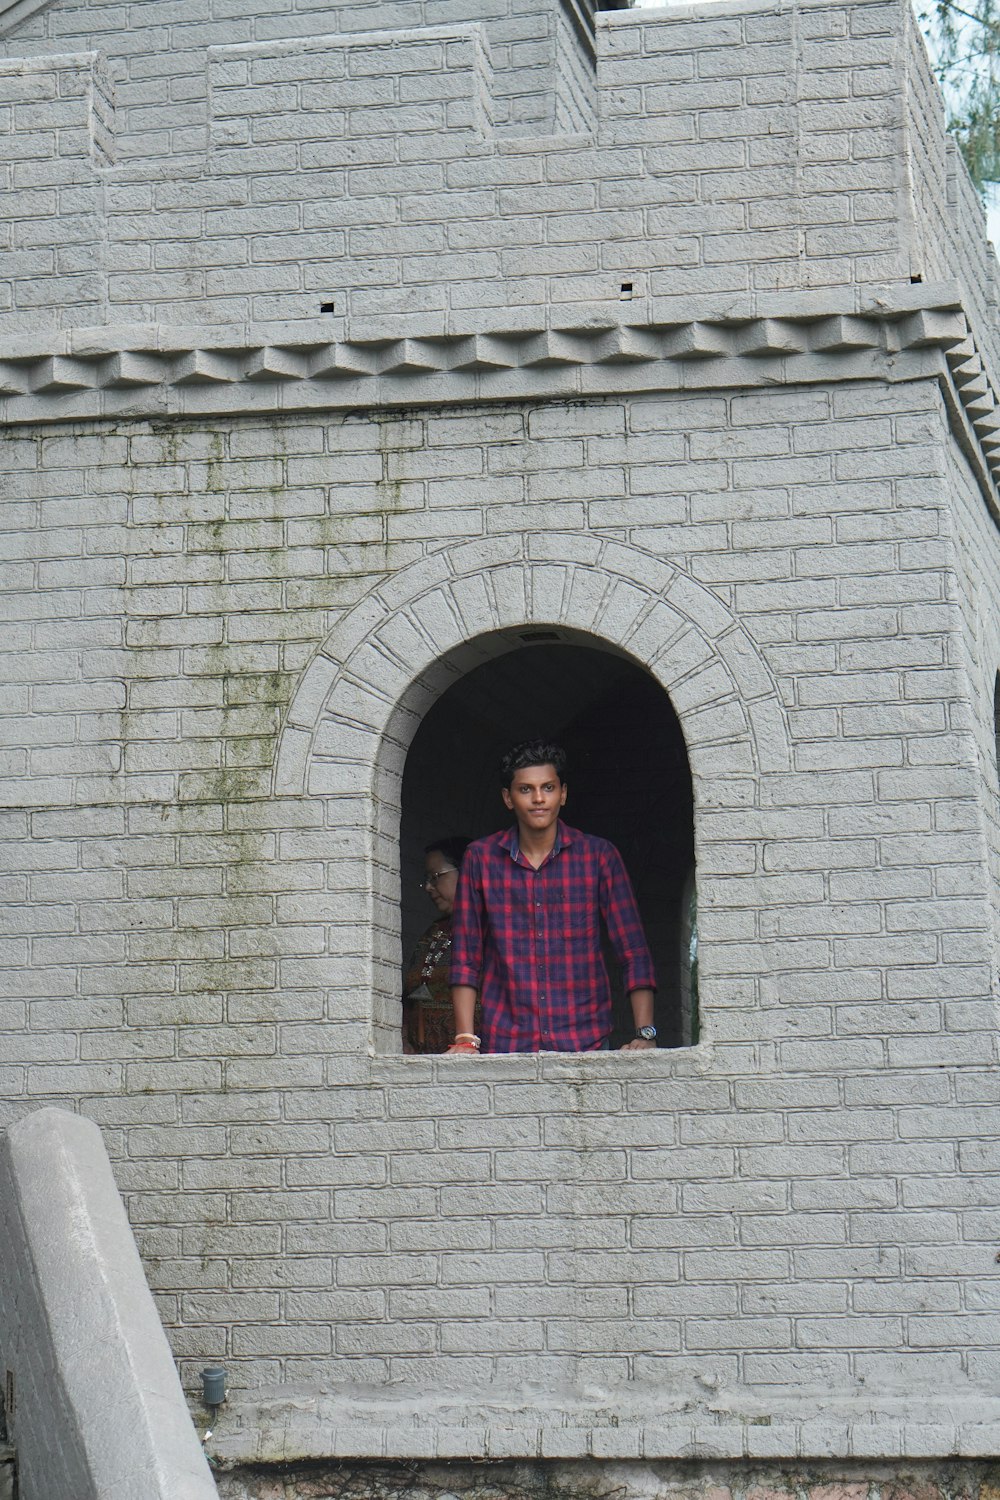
[447,1034,481,1054]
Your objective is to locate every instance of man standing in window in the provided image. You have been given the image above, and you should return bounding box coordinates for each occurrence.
[447,739,657,1055]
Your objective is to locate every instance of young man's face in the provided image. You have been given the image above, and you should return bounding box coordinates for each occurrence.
[501,762,567,836]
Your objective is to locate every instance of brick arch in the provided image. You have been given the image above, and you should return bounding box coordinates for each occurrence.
[272,534,791,1051]
[274,533,790,799]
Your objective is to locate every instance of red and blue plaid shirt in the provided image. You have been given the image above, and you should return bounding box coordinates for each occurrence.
[450,821,656,1053]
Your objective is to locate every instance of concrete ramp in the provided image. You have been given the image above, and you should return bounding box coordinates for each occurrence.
[0,1107,217,1500]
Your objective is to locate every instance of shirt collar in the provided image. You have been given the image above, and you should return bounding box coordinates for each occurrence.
[501,819,572,867]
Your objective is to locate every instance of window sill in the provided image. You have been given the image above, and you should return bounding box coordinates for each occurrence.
[370,1039,714,1080]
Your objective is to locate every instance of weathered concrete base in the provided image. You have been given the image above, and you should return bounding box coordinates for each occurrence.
[214,1459,1000,1500]
[203,1384,1000,1471]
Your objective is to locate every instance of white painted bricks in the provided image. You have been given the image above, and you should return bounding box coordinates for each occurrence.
[2,377,1000,1440]
[0,0,997,340]
[2,0,1000,1463]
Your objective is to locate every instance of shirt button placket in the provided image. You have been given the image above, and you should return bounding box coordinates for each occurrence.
[535,880,548,1044]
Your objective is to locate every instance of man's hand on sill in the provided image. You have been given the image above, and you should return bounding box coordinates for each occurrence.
[443,1038,659,1054]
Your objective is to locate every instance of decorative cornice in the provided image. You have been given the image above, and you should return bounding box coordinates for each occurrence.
[2,291,997,499]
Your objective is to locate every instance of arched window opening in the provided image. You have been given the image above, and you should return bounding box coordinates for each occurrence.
[400,634,696,1049]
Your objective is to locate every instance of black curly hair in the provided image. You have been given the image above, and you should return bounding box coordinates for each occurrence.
[499,740,567,789]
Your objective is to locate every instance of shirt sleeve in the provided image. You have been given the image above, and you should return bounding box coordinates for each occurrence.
[599,842,656,994]
[449,843,485,990]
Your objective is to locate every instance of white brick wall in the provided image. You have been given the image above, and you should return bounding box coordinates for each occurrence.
[0,0,998,338]
[2,0,1000,1461]
[0,0,595,152]
[2,378,1000,1433]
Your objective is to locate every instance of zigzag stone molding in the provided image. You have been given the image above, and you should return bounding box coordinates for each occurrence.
[3,286,998,496]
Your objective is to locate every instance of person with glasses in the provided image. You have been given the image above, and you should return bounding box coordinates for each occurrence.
[402,836,475,1053]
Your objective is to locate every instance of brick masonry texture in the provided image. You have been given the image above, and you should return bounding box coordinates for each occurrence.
[0,0,997,336]
[2,0,1000,1467]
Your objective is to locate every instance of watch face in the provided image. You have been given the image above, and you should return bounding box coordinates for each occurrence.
[637,1025,657,1041]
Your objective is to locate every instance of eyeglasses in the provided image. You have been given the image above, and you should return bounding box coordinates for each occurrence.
[419,867,458,890]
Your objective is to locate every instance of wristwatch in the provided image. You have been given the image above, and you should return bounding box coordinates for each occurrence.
[635,1025,657,1042]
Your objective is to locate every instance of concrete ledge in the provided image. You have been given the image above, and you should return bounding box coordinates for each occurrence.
[0,1107,217,1500]
[205,1384,1000,1467]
